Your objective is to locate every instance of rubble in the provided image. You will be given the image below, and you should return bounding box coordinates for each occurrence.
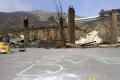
[66,43,80,48]
[75,30,102,45]
[86,30,102,44]
[118,36,120,43]
[98,44,120,48]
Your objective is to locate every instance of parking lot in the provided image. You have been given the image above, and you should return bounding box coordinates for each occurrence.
[0,48,120,80]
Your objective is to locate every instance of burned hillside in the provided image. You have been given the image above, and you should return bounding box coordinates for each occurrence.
[0,11,42,33]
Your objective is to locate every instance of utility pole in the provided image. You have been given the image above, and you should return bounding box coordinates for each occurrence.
[68,5,75,43]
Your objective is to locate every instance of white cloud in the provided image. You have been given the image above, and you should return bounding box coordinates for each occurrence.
[0,0,33,12]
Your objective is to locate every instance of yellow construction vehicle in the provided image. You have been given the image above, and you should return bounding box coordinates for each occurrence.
[0,35,10,54]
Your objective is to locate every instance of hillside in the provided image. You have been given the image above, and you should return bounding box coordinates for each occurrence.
[29,10,59,21]
[29,10,81,21]
[0,11,42,33]
[0,10,81,34]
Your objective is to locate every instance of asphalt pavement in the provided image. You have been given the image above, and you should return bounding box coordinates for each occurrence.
[0,48,120,80]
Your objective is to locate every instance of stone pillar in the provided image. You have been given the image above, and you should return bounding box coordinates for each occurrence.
[23,16,29,44]
[110,9,118,44]
[68,5,75,43]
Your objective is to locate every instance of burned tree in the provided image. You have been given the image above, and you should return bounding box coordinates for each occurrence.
[53,0,65,39]
[53,0,66,48]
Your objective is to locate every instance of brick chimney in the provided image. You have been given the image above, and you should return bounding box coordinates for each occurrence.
[68,5,75,43]
[110,9,118,44]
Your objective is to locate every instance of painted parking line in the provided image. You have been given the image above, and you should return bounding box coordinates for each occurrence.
[95,57,120,64]
[87,55,120,64]
[102,59,120,64]
[64,57,89,64]
[100,58,120,60]
[95,57,109,64]
[16,64,63,76]
[17,64,35,75]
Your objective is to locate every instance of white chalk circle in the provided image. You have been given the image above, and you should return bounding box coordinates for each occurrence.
[17,64,63,76]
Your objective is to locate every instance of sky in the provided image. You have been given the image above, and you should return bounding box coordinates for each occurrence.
[0,0,120,17]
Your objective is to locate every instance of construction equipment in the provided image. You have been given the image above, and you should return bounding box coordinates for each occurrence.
[0,36,10,54]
